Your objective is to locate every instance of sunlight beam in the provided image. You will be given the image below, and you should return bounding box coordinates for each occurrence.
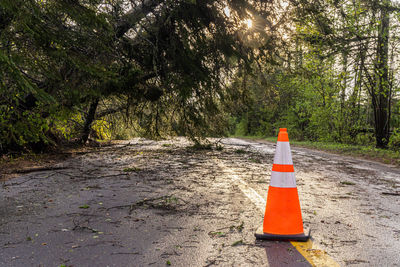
[246,18,253,29]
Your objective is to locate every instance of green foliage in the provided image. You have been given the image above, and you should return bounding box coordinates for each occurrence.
[231,50,353,143]
[92,119,112,140]
[0,95,50,149]
[230,1,392,147]
[234,116,249,136]
[3,0,400,153]
[51,112,83,141]
[355,133,375,146]
[389,128,400,150]
[1,0,272,152]
[0,0,116,151]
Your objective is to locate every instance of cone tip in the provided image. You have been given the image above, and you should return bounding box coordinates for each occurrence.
[277,128,289,142]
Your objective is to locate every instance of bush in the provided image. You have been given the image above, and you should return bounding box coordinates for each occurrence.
[355,132,375,146]
[389,128,400,150]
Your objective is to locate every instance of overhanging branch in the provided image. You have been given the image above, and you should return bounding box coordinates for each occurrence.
[115,0,163,38]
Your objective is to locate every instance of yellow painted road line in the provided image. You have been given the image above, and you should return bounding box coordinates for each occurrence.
[218,161,341,267]
[291,240,341,267]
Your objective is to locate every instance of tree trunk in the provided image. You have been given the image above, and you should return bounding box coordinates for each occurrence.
[340,50,348,139]
[81,98,99,144]
[374,2,390,148]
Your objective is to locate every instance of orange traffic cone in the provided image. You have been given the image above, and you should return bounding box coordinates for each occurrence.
[255,128,310,241]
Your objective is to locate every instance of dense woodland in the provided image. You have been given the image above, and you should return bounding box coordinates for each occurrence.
[1,0,400,153]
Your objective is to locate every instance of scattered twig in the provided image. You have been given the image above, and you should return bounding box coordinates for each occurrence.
[13,166,68,174]
[72,224,99,233]
[110,252,140,255]
[204,260,217,267]
[3,240,24,248]
[4,171,61,186]
[382,192,400,196]
[72,218,99,233]
[83,241,122,247]
[231,240,244,246]
[106,195,182,214]
[5,178,34,186]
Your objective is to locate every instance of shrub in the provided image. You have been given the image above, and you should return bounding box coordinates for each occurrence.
[389,128,400,150]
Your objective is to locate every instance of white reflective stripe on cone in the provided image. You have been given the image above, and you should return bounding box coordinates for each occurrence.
[273,142,293,165]
[270,171,297,188]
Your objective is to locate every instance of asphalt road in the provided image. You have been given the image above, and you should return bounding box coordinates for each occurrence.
[1,138,399,266]
[226,138,400,266]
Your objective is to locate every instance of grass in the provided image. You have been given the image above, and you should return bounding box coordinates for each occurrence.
[235,135,400,166]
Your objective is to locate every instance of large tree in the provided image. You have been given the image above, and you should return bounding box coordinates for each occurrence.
[0,0,279,151]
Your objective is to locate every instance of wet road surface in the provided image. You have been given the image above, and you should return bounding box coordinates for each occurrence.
[222,138,400,266]
[1,138,399,266]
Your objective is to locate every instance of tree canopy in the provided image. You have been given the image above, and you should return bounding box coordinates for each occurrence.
[1,0,272,151]
[232,0,400,149]
[2,0,400,153]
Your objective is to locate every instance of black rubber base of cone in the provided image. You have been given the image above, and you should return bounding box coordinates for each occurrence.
[255,229,311,242]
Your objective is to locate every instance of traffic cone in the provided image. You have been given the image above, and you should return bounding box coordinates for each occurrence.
[255,128,310,241]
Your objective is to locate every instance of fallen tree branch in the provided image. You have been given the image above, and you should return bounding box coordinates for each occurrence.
[106,195,175,214]
[12,166,68,174]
